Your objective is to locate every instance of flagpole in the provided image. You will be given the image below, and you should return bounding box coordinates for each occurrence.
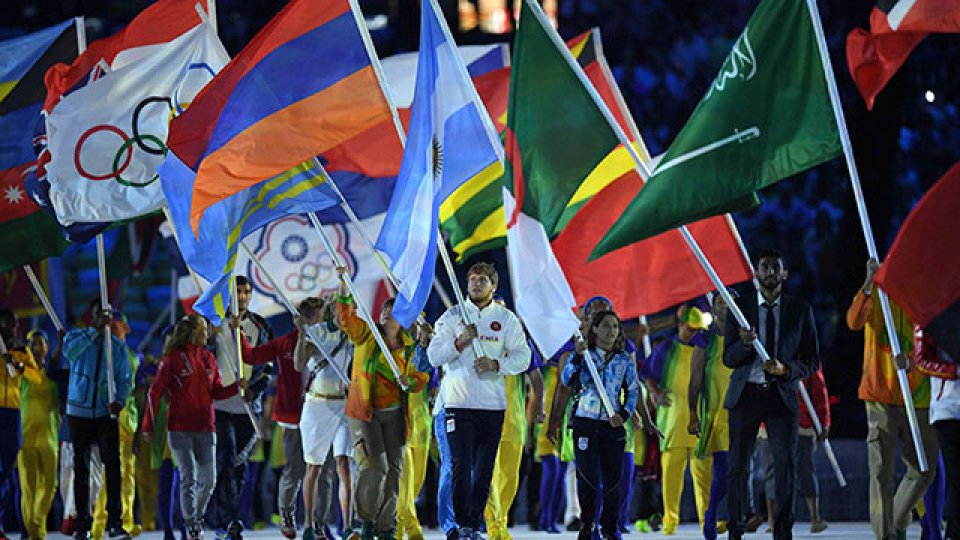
[347,0,408,146]
[136,303,172,355]
[95,234,118,412]
[432,276,453,310]
[23,264,64,332]
[590,28,651,163]
[239,242,350,386]
[229,274,263,440]
[307,212,408,389]
[317,173,429,326]
[805,0,926,472]
[74,17,86,54]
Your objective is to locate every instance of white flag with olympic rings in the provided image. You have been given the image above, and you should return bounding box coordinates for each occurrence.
[44,22,228,225]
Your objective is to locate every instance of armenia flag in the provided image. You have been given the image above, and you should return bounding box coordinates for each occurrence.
[375,0,502,327]
[165,0,401,235]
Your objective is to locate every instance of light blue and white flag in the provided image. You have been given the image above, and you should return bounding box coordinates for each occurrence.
[375,0,503,327]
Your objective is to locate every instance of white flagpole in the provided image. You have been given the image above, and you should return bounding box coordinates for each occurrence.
[95,235,118,411]
[317,174,428,326]
[136,303,172,355]
[432,276,454,310]
[23,265,64,332]
[804,0,926,471]
[229,275,263,440]
[307,212,407,389]
[239,242,350,386]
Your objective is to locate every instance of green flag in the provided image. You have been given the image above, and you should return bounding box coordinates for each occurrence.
[504,2,621,237]
[592,0,842,259]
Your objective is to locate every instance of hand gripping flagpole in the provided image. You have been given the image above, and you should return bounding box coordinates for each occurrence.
[573,329,618,420]
[436,239,488,360]
[525,0,846,482]
[307,212,408,390]
[23,265,64,332]
[95,235,118,413]
[239,242,350,386]
[805,0,926,472]
[230,276,263,440]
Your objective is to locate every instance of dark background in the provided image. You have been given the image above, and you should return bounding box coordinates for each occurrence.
[4,0,959,439]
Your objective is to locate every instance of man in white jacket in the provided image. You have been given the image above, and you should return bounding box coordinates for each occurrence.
[427,262,531,540]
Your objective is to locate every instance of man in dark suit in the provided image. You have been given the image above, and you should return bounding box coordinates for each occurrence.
[723,249,820,540]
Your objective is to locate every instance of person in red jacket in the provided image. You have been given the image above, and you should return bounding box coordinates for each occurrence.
[142,315,239,540]
[797,368,830,533]
[238,297,328,539]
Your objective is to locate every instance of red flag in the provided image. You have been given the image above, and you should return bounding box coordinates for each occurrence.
[552,169,753,319]
[846,0,960,110]
[875,161,960,361]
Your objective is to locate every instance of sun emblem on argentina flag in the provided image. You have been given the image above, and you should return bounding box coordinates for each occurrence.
[431,135,444,182]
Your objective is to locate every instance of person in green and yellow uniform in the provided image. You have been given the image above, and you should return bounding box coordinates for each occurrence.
[396,322,435,540]
[19,329,62,540]
[641,306,714,535]
[0,309,42,540]
[484,333,544,540]
[337,268,429,540]
[687,293,733,540]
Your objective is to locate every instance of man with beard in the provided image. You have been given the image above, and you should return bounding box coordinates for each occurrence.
[723,250,819,540]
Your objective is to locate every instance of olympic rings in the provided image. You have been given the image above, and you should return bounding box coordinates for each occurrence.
[173,62,217,115]
[74,124,132,181]
[113,134,165,187]
[131,96,173,155]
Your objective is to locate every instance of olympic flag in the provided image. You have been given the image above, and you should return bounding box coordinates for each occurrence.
[44,22,228,225]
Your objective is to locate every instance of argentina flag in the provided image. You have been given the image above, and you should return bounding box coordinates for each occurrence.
[375,0,503,327]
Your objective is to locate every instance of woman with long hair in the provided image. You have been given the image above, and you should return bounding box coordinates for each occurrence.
[552,310,640,540]
[143,315,239,540]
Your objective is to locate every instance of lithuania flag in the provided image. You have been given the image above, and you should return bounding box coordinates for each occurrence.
[593,0,842,258]
[0,20,77,272]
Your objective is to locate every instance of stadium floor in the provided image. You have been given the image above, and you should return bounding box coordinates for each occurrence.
[144,521,917,540]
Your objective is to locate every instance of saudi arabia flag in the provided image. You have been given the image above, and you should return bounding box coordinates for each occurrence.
[593,0,842,258]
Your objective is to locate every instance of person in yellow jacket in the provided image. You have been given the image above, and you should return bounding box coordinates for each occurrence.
[396,323,435,540]
[0,309,42,538]
[336,269,429,540]
[640,306,714,535]
[132,358,160,531]
[687,293,733,540]
[92,316,141,539]
[484,337,544,540]
[18,329,62,539]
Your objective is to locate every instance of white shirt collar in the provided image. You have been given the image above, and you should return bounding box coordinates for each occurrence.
[757,290,781,308]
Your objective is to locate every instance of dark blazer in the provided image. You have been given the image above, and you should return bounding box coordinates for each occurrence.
[723,290,820,413]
